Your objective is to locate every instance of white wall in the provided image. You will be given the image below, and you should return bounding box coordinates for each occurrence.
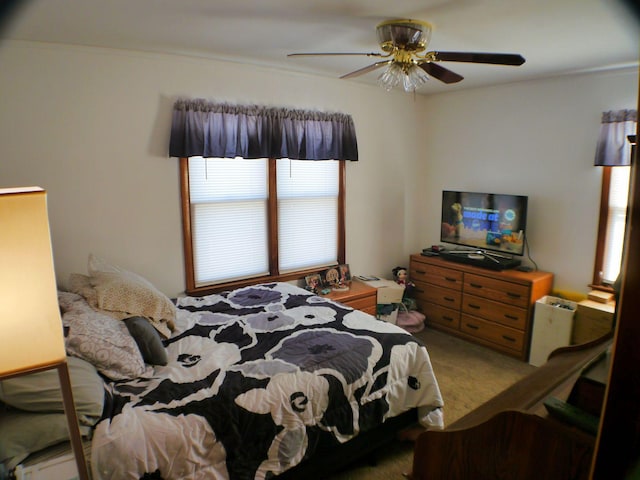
[410,68,638,293]
[0,41,424,296]
[0,41,637,297]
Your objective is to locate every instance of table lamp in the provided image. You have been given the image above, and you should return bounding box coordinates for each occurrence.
[0,187,89,479]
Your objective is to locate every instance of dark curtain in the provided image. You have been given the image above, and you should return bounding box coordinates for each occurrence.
[169,99,358,161]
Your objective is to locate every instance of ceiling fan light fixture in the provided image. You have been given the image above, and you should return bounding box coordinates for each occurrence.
[377,63,402,91]
[378,63,429,92]
[405,64,429,92]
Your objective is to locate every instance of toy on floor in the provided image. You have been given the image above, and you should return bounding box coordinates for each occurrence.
[391,266,424,332]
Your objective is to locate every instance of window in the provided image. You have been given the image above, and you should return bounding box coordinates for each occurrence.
[593,165,631,288]
[180,156,345,294]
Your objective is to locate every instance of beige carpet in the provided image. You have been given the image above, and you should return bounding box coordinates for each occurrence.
[328,327,536,480]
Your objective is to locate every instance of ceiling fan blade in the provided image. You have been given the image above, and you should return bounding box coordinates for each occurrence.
[431,51,525,66]
[418,62,464,84]
[288,52,384,58]
[340,60,393,79]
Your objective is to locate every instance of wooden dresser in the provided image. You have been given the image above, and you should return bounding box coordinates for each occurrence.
[322,279,377,315]
[410,254,553,360]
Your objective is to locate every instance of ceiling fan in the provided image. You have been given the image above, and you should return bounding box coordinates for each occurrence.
[288,19,525,92]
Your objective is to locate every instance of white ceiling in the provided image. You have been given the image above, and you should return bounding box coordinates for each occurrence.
[1,0,638,95]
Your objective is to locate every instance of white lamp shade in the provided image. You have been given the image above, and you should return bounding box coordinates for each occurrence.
[0,187,66,377]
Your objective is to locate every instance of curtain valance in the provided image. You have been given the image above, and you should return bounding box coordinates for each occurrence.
[594,109,637,166]
[169,99,358,161]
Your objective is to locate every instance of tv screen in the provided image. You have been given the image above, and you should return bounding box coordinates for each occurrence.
[440,190,528,256]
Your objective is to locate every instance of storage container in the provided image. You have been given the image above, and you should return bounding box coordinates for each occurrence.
[529,296,576,366]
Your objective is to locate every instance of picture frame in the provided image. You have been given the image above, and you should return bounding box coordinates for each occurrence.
[321,264,351,288]
[338,264,351,284]
[304,274,323,292]
[322,266,340,287]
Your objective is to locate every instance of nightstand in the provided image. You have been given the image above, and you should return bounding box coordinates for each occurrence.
[322,279,377,315]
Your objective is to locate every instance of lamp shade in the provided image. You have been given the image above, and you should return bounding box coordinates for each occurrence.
[0,187,66,377]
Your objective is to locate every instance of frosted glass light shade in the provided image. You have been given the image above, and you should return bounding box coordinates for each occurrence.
[0,187,66,377]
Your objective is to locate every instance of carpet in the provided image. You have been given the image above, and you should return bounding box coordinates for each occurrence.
[328,327,536,479]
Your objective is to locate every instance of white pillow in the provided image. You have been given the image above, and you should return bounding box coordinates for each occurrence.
[86,254,175,338]
[59,291,152,380]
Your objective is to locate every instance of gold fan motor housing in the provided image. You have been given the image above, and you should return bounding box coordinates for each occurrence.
[376,19,433,54]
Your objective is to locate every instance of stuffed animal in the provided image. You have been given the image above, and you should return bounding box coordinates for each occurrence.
[392,266,409,286]
[451,202,464,238]
[392,266,415,302]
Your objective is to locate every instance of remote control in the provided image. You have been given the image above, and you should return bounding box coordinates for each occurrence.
[543,396,599,435]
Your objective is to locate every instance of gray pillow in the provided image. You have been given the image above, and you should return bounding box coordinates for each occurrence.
[0,408,91,470]
[0,356,104,426]
[124,316,168,366]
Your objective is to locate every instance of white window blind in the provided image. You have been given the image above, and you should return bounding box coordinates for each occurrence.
[189,157,268,285]
[277,159,339,272]
[602,166,630,284]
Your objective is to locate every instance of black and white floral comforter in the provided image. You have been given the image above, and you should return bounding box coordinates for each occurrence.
[91,282,444,480]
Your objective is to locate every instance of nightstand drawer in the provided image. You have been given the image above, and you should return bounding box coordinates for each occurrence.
[345,295,377,314]
[324,280,377,314]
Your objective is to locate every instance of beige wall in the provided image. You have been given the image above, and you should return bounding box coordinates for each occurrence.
[0,40,637,297]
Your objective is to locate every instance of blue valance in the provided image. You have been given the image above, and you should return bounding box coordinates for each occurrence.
[169,99,358,161]
[594,109,637,166]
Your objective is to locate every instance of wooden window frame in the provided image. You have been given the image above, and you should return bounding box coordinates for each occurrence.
[179,157,346,296]
[591,166,614,290]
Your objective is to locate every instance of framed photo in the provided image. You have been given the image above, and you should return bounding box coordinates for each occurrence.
[321,264,351,288]
[305,274,323,292]
[322,266,340,286]
[338,264,351,284]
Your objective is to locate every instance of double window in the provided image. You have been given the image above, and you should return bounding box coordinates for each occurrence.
[180,156,345,294]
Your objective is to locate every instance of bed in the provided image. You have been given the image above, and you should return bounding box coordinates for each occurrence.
[1,256,444,480]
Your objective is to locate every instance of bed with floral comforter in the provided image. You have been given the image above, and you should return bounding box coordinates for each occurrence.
[90,281,444,480]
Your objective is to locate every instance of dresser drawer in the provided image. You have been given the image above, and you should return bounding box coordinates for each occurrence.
[411,263,463,291]
[464,273,530,308]
[461,314,524,352]
[421,302,461,330]
[413,280,462,310]
[462,294,528,330]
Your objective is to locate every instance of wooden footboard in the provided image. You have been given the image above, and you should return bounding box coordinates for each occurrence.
[408,333,612,480]
[409,410,594,480]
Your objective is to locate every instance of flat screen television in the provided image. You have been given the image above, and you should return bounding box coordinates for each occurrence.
[440,190,528,257]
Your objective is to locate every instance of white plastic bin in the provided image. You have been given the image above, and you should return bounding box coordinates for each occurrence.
[529,296,577,366]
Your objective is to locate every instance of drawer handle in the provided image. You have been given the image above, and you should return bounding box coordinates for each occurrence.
[504,314,519,321]
[416,269,426,275]
[444,276,458,283]
[468,304,481,310]
[415,288,425,294]
[502,335,516,343]
[442,316,454,322]
[466,323,479,330]
[507,292,522,299]
[469,283,483,289]
[444,296,455,302]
